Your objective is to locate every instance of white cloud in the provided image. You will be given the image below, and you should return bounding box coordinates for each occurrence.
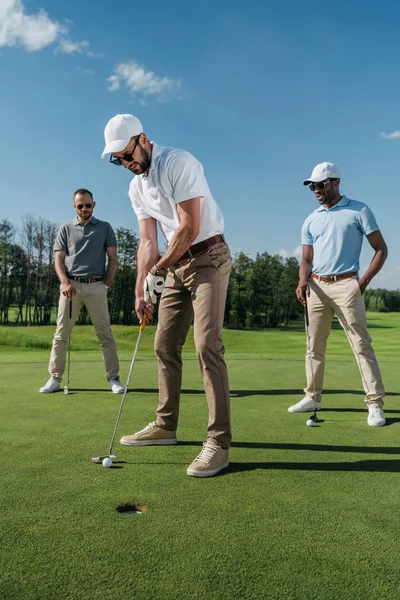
[0,0,61,51]
[56,37,102,57]
[58,38,89,54]
[0,1,102,57]
[380,131,400,140]
[278,246,302,260]
[107,62,179,100]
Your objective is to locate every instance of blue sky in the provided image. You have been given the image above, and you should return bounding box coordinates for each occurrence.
[0,0,399,288]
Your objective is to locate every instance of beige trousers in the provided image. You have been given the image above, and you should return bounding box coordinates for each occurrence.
[305,276,385,406]
[49,280,119,382]
[154,242,232,449]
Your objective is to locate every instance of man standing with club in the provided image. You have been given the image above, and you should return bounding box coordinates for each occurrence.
[40,189,124,395]
[289,162,388,426]
[101,114,232,477]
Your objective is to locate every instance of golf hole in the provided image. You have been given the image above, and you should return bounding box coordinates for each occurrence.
[116,503,148,515]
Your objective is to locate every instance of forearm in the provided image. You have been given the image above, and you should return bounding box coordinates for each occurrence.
[55,255,69,285]
[136,240,159,298]
[299,260,313,285]
[104,257,117,287]
[360,248,388,286]
[156,226,197,270]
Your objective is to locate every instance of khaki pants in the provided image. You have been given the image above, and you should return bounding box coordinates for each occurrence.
[155,242,232,449]
[49,280,119,382]
[305,276,385,406]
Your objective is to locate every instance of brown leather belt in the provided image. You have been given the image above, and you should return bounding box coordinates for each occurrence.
[312,271,358,283]
[176,234,225,265]
[68,276,104,283]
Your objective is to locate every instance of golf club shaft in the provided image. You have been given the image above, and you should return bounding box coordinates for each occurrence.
[66,299,72,387]
[304,301,318,416]
[108,317,147,455]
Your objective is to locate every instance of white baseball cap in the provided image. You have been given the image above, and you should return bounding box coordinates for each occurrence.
[303,162,341,185]
[101,114,143,158]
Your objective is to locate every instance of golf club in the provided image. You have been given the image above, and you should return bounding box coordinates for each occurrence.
[304,298,319,423]
[64,299,73,395]
[92,312,149,464]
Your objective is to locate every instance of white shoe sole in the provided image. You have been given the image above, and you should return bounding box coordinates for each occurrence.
[187,460,229,478]
[120,438,177,446]
[111,389,124,394]
[368,420,386,427]
[39,388,61,393]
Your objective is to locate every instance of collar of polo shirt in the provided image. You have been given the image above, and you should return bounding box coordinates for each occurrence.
[73,216,99,226]
[317,195,350,212]
[142,142,163,181]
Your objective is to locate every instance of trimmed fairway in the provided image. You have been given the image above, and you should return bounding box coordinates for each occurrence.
[1,314,400,599]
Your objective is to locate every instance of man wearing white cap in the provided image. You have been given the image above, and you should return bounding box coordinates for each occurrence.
[289,162,388,426]
[101,114,232,477]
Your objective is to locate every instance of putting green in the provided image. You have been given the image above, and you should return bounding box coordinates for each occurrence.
[1,314,400,599]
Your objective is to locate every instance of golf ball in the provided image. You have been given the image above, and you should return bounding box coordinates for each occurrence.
[102,457,112,468]
[306,419,315,427]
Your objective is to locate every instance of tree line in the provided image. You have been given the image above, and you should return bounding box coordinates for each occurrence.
[0,217,399,327]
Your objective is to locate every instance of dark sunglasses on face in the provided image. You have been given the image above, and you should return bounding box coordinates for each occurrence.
[309,179,336,192]
[76,203,93,209]
[110,135,141,166]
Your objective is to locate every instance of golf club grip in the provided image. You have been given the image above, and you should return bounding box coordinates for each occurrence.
[304,302,309,327]
[69,300,72,319]
[140,297,152,333]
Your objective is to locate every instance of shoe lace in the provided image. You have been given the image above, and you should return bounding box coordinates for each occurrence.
[194,443,219,463]
[141,422,157,434]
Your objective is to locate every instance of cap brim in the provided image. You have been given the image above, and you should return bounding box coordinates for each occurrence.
[101,138,131,159]
[303,175,325,186]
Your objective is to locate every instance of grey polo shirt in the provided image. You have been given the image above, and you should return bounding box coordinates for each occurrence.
[54,216,117,278]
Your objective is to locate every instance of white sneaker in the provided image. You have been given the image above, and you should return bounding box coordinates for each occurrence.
[288,396,321,413]
[367,405,386,427]
[110,379,124,394]
[40,378,61,393]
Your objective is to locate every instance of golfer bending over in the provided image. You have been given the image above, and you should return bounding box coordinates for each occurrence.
[102,114,232,477]
[289,162,388,426]
[40,189,124,395]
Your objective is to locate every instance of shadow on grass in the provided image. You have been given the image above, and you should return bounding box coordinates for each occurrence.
[177,441,400,454]
[232,441,400,453]
[70,387,400,397]
[228,460,400,473]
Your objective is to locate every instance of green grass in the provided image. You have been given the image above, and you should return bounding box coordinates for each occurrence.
[1,314,400,599]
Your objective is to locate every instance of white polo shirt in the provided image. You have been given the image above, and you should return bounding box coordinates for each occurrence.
[128,142,224,245]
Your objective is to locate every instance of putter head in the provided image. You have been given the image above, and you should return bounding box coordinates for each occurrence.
[91,454,117,464]
[310,414,319,423]
[64,386,69,395]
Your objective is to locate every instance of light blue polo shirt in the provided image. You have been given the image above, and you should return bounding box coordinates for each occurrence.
[301,196,379,276]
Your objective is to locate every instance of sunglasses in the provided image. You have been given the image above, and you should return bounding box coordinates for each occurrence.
[110,135,141,166]
[309,179,336,192]
[76,203,93,209]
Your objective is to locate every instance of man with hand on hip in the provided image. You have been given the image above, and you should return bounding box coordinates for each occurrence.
[102,114,232,477]
[40,188,124,395]
[289,162,388,426]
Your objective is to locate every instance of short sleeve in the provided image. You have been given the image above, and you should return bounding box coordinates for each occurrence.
[54,225,68,253]
[357,204,379,236]
[166,151,209,204]
[129,183,151,221]
[301,218,313,245]
[105,224,117,248]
